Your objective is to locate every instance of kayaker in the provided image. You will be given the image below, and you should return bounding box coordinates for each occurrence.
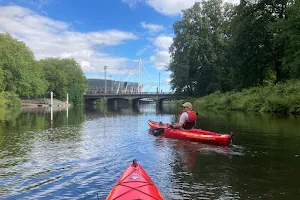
[168,102,197,130]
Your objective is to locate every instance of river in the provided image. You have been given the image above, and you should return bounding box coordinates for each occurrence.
[0,104,299,199]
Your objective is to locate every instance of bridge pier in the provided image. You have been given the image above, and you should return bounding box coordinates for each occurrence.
[131,99,140,109]
[113,100,118,109]
[103,97,107,106]
[155,99,163,110]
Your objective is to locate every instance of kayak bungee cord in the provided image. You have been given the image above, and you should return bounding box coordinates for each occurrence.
[110,164,161,200]
[111,182,161,200]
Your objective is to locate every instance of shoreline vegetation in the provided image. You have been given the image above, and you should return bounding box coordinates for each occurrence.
[173,80,300,115]
[0,33,88,109]
[168,0,300,116]
[0,91,69,108]
[21,98,69,107]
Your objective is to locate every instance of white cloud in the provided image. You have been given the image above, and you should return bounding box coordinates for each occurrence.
[150,51,170,70]
[140,21,164,33]
[26,0,53,9]
[123,0,240,16]
[153,35,173,50]
[0,5,138,75]
[150,35,173,70]
[146,0,197,16]
[147,0,240,16]
[164,71,172,75]
[164,78,171,83]
[122,0,142,8]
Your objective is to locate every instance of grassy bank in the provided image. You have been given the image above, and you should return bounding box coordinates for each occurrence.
[0,92,21,108]
[193,80,300,114]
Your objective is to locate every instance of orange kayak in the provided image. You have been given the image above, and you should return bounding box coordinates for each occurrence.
[106,159,164,200]
[148,120,232,146]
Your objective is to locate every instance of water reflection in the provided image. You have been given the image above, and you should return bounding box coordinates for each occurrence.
[0,104,299,199]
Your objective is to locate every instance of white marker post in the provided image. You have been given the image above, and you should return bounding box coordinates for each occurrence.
[50,91,53,121]
[50,91,53,106]
[66,93,69,118]
[67,93,69,105]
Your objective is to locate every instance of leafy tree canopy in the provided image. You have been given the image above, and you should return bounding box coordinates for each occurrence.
[0,33,48,97]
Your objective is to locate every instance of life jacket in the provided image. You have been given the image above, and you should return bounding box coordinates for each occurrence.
[178,110,197,130]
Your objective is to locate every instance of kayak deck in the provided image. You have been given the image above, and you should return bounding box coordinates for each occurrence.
[106,159,164,200]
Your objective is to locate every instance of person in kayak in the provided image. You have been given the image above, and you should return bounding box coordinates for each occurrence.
[168,102,197,130]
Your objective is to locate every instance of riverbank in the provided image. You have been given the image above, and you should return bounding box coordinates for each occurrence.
[0,92,69,108]
[192,80,300,114]
[21,98,69,107]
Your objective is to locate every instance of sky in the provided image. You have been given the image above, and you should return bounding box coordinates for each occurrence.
[0,0,240,92]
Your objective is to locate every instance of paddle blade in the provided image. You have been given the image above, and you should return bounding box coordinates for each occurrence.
[153,128,165,136]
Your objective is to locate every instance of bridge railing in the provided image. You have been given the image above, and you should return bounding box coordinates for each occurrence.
[85,89,173,95]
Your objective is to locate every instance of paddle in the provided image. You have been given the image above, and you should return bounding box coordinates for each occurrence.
[152,128,166,136]
[152,122,174,136]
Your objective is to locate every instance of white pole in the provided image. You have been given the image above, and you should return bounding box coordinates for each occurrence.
[51,106,53,121]
[67,93,69,105]
[51,91,53,106]
[111,78,113,93]
[139,58,141,93]
[159,72,160,94]
[66,93,69,118]
[104,65,107,94]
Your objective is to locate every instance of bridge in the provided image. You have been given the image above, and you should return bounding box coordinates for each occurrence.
[84,89,178,108]
[84,58,181,108]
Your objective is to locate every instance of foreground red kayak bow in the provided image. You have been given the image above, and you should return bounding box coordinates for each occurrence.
[106,159,164,200]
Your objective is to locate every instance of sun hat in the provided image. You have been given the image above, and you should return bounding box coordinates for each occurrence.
[182,102,192,109]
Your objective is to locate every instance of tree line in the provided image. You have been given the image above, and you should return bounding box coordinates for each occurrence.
[0,33,88,105]
[169,0,300,97]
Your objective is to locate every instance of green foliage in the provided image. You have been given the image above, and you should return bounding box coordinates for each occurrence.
[0,33,88,106]
[0,67,4,91]
[275,0,300,79]
[0,33,48,97]
[0,91,21,108]
[195,80,300,114]
[169,0,233,96]
[0,107,20,122]
[228,0,276,88]
[39,58,88,104]
[169,0,299,98]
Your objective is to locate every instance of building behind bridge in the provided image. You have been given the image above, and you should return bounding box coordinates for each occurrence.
[86,79,140,94]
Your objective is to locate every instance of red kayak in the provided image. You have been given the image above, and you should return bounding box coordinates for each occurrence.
[148,120,232,146]
[106,159,164,200]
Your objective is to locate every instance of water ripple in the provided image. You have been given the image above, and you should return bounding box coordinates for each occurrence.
[1,105,300,200]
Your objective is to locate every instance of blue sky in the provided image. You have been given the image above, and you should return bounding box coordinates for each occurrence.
[0,0,239,92]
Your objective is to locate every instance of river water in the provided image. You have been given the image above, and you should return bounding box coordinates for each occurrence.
[0,104,299,200]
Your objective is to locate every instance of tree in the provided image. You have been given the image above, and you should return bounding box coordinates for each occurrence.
[39,58,88,104]
[0,33,48,97]
[275,0,300,79]
[169,0,233,96]
[262,0,290,83]
[0,67,4,91]
[229,0,275,89]
[229,0,293,88]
